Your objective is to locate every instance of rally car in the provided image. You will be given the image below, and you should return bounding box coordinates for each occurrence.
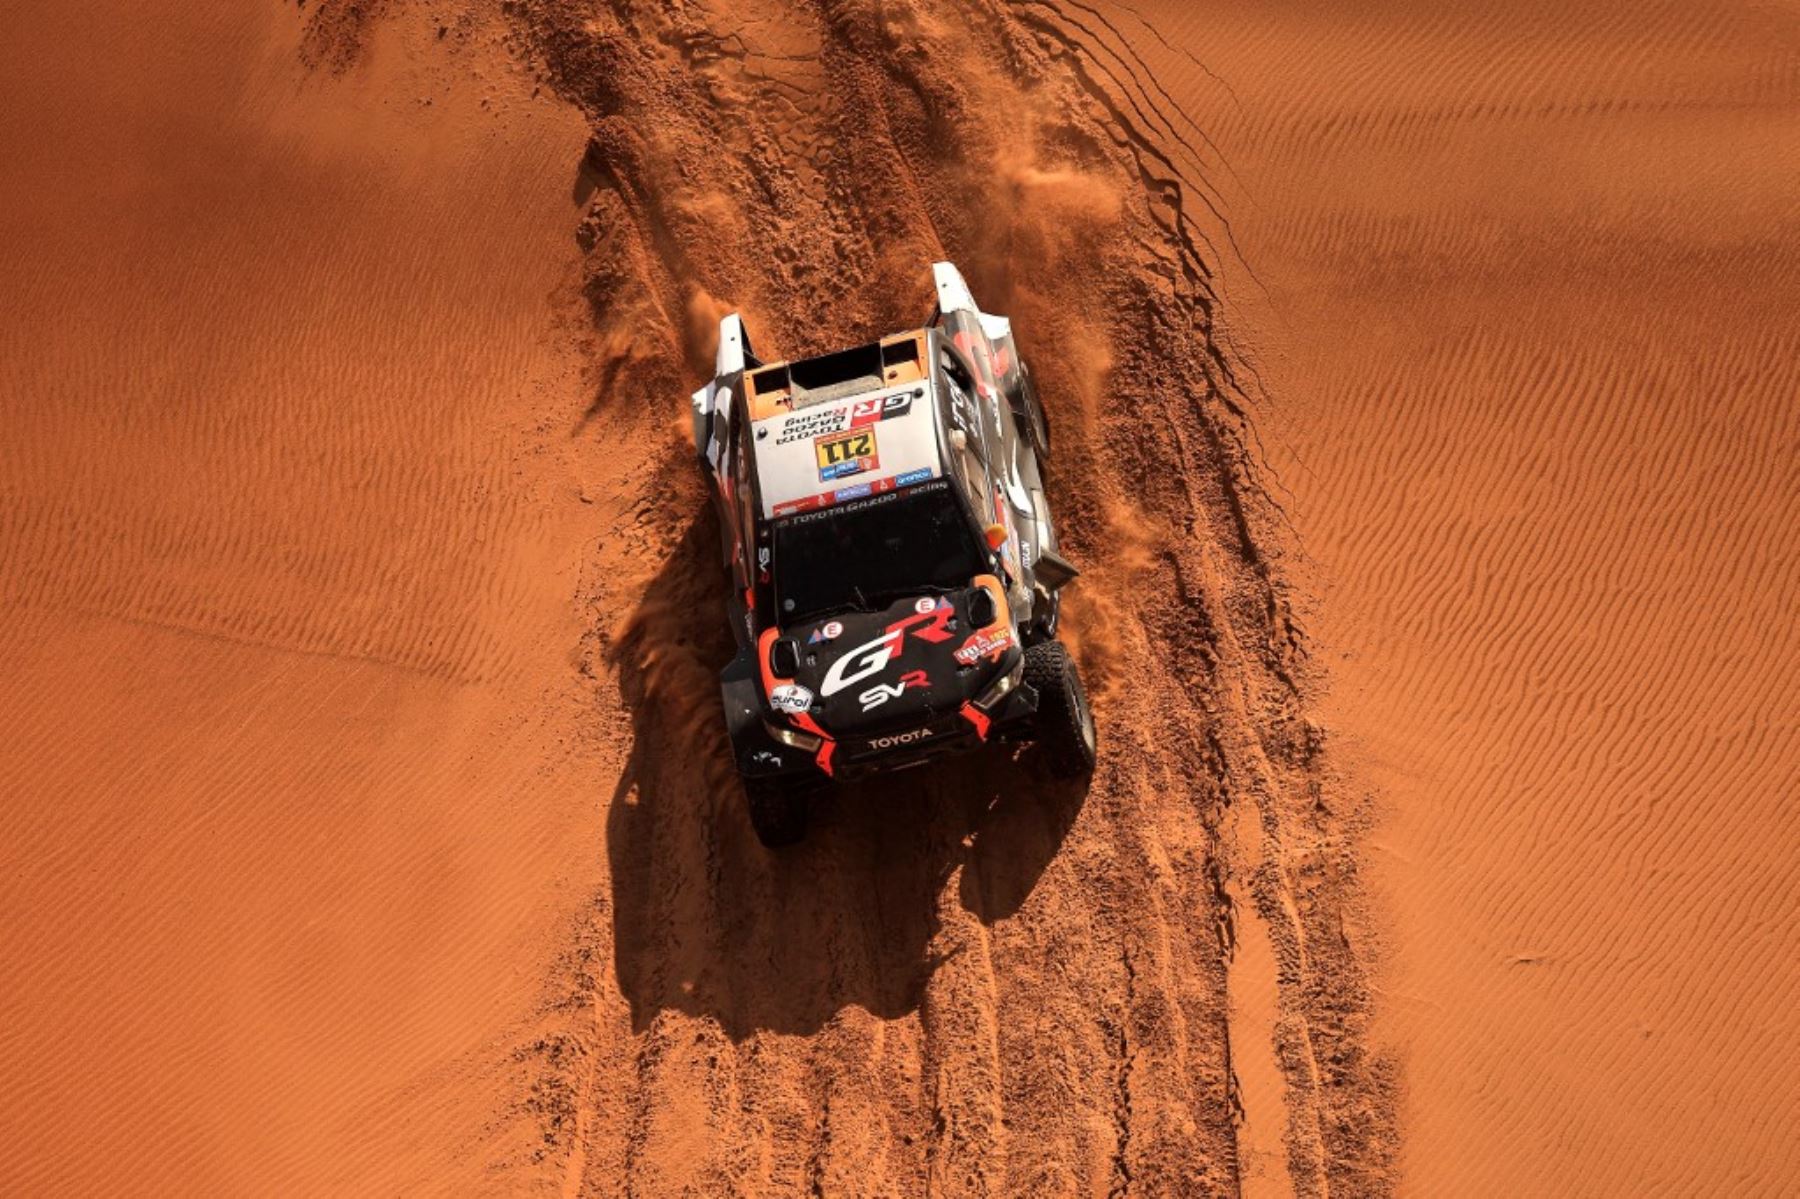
[689,263,1096,847]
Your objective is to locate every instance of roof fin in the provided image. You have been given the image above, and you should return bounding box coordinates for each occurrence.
[932,261,980,318]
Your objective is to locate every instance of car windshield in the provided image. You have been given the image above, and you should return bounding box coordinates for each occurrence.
[774,482,983,623]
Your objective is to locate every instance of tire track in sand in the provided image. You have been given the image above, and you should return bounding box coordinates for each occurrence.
[309,0,1395,1191]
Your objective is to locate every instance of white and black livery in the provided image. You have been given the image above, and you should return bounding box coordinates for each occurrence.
[691,263,1096,846]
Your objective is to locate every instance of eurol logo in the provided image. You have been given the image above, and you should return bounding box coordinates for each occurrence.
[770,683,813,714]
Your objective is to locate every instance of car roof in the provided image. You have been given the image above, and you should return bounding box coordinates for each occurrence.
[746,331,949,519]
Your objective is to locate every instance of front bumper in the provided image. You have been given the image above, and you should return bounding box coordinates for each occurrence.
[829,683,1038,780]
[721,651,1040,786]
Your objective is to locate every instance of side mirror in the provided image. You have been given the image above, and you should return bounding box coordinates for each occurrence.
[983,523,1009,551]
[1033,548,1081,591]
[968,586,998,629]
[770,638,801,678]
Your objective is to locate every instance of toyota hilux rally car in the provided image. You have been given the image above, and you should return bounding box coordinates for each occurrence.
[690,263,1096,847]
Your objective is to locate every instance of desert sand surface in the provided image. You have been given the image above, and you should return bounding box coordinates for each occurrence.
[1,0,1792,1197]
[1108,0,1800,1193]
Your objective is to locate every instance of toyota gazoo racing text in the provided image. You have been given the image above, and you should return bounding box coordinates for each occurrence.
[690,262,1097,847]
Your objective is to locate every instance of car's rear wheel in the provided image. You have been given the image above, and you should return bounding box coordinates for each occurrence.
[743,776,812,848]
[1025,640,1097,778]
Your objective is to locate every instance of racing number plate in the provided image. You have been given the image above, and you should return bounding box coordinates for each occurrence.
[815,429,879,482]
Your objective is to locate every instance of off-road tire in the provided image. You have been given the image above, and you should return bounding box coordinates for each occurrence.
[743,776,811,848]
[1025,640,1097,779]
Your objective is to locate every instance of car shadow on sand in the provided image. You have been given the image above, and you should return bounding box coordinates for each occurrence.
[605,515,1088,1039]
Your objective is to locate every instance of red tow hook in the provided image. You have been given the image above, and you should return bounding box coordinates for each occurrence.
[958,701,992,742]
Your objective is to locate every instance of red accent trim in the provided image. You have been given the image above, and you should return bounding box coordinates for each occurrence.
[953,329,1002,401]
[959,702,992,742]
[885,601,955,644]
[757,627,784,697]
[762,635,838,774]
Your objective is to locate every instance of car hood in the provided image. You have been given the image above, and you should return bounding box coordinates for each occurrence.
[771,591,1016,738]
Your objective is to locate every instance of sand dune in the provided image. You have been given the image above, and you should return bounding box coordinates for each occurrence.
[1109,0,1800,1192]
[5,0,1390,1192]
[1,5,606,1193]
[5,0,1791,1193]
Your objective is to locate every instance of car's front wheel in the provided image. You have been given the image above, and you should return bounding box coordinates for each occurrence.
[1025,641,1097,779]
[742,776,812,848]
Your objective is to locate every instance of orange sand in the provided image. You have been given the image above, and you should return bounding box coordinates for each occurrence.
[1119,0,1800,1191]
[1,5,601,1192]
[3,0,1793,1194]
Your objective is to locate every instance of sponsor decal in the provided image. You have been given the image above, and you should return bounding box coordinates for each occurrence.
[819,598,957,699]
[808,619,843,645]
[778,474,927,517]
[954,627,1014,666]
[947,379,979,436]
[749,749,786,769]
[849,392,914,427]
[868,727,934,751]
[819,603,954,699]
[773,408,849,445]
[859,669,929,713]
[887,600,955,645]
[914,596,938,615]
[821,629,904,697]
[816,429,879,482]
[770,683,814,714]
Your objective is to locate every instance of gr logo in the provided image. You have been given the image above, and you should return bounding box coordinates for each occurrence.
[849,393,914,426]
[821,629,903,697]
